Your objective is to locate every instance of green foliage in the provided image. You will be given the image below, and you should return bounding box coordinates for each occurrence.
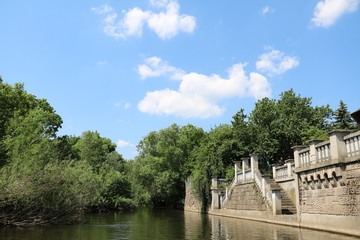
[301,127,329,145]
[130,124,205,208]
[0,81,61,167]
[0,80,133,225]
[238,89,332,164]
[75,131,116,172]
[0,160,98,226]
[332,100,356,130]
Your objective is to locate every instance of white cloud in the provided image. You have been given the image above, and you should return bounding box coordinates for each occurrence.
[92,5,113,14]
[311,0,359,27]
[124,102,131,109]
[147,1,196,39]
[117,140,130,147]
[138,60,271,118]
[262,6,275,15]
[93,0,196,40]
[256,49,299,76]
[138,56,184,80]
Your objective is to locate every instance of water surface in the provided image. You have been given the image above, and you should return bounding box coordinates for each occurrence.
[0,209,358,240]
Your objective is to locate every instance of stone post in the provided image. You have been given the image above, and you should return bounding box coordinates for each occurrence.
[328,130,352,162]
[308,139,324,165]
[286,159,294,178]
[241,157,250,181]
[211,176,218,189]
[272,188,282,215]
[272,165,278,180]
[250,154,259,179]
[234,161,241,183]
[292,145,307,168]
[262,174,272,200]
[211,176,220,210]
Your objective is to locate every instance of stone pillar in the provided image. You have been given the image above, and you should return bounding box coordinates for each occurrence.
[250,154,259,179]
[211,189,221,210]
[211,176,218,189]
[234,161,241,183]
[242,157,249,181]
[211,176,220,210]
[286,159,294,178]
[272,188,282,215]
[272,164,278,180]
[308,139,323,165]
[292,145,307,168]
[328,130,352,161]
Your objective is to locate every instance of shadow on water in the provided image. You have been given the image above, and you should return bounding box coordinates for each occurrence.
[0,209,359,240]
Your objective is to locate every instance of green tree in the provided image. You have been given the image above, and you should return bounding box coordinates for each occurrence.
[332,100,356,130]
[131,124,205,208]
[4,108,62,175]
[0,81,60,167]
[190,124,237,210]
[247,89,332,165]
[74,131,116,172]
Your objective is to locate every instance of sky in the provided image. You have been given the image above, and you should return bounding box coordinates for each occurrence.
[1,0,359,159]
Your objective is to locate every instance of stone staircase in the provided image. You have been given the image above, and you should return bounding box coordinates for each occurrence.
[280,189,297,215]
[270,180,297,215]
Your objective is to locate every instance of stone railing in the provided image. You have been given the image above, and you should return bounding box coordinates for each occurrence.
[298,148,311,167]
[293,130,360,169]
[236,169,253,183]
[273,160,295,180]
[344,131,360,158]
[316,140,331,162]
[254,168,272,206]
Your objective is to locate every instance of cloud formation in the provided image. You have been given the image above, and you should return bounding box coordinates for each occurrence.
[92,0,196,39]
[138,57,271,118]
[117,140,130,147]
[261,6,275,15]
[256,49,299,76]
[311,0,359,27]
[138,56,185,80]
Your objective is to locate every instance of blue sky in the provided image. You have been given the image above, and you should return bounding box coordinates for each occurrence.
[1,0,359,159]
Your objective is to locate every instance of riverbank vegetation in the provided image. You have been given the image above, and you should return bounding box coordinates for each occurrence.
[0,77,356,225]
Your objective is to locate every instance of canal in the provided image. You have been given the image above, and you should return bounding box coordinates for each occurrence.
[0,209,358,240]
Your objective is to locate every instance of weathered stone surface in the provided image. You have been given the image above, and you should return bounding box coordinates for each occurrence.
[225,183,267,211]
[299,160,360,216]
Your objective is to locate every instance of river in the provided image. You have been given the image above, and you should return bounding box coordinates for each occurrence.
[0,209,358,240]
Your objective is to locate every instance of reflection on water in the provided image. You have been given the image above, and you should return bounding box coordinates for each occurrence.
[0,209,358,240]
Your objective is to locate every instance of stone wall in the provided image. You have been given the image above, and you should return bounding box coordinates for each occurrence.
[184,180,202,212]
[225,182,267,211]
[299,160,360,216]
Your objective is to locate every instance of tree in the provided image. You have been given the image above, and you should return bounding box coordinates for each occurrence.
[234,90,332,166]
[190,124,238,210]
[0,81,61,167]
[131,124,205,208]
[74,131,116,172]
[4,108,62,174]
[332,100,356,130]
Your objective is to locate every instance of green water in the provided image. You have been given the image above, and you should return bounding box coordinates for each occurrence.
[0,210,358,240]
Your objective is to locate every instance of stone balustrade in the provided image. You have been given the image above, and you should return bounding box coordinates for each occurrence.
[294,130,360,169]
[344,131,360,158]
[316,140,331,162]
[273,160,295,180]
[298,149,311,167]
